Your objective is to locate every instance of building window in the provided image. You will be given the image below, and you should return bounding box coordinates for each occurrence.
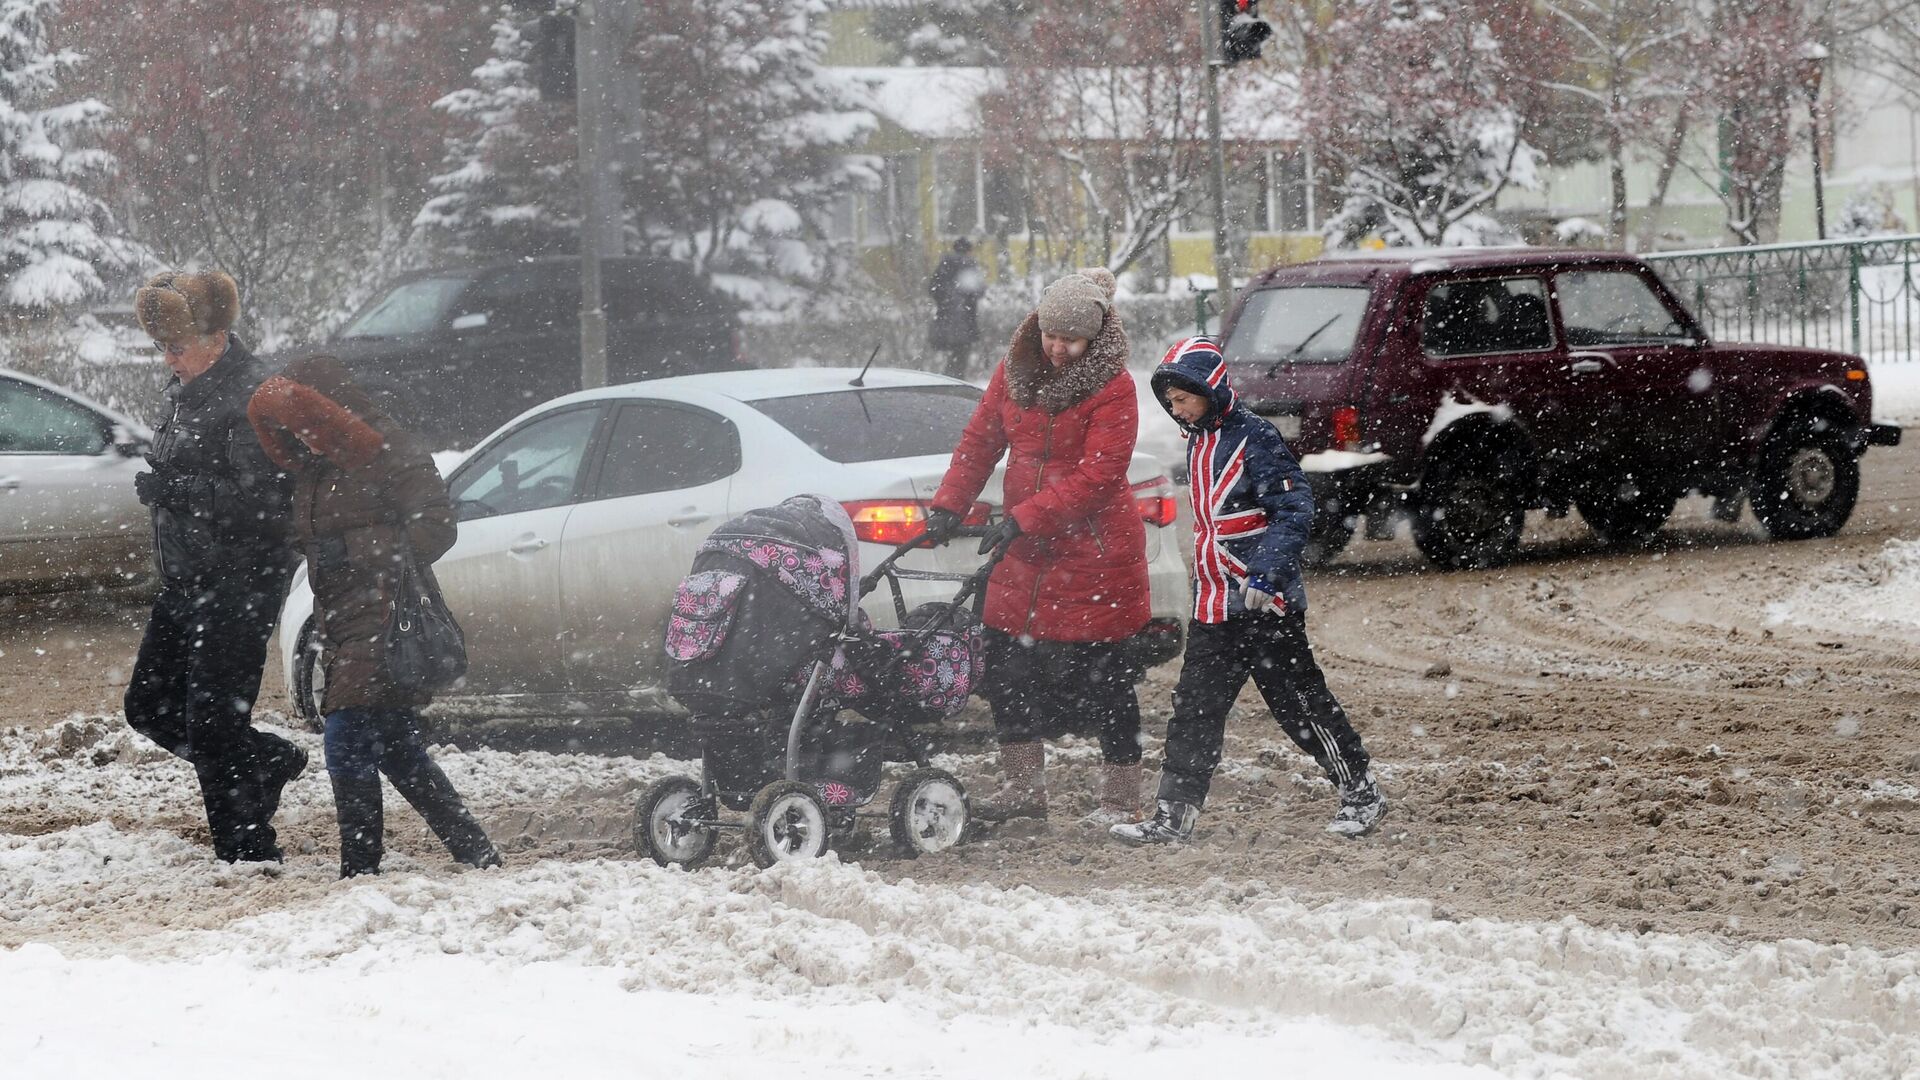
[1272,149,1312,233]
[1181,149,1269,236]
[935,148,980,237]
[982,163,1027,236]
[823,192,856,243]
[861,155,922,248]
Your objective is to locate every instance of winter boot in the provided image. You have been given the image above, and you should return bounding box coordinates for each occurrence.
[1326,774,1387,837]
[330,771,385,878]
[197,757,282,863]
[255,733,308,824]
[384,757,502,869]
[971,742,1048,822]
[1081,763,1143,826]
[1109,799,1197,846]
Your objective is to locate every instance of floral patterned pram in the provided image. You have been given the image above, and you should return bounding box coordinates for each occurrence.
[665,495,990,812]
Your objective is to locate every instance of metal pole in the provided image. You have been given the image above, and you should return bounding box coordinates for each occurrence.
[1809,90,1827,241]
[1197,0,1233,320]
[575,0,610,390]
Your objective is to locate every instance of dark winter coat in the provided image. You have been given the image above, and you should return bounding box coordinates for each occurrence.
[928,251,985,351]
[248,357,458,712]
[145,338,294,587]
[932,311,1152,643]
[1151,337,1314,622]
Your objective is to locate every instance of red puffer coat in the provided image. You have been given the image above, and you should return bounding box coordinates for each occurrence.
[932,310,1151,642]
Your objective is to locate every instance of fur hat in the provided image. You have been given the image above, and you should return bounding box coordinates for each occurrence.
[248,356,388,473]
[1036,268,1117,340]
[136,270,240,344]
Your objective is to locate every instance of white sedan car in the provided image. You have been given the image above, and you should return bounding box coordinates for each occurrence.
[0,369,152,593]
[279,367,1191,722]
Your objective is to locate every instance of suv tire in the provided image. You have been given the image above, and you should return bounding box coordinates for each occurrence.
[1752,414,1859,540]
[291,618,327,732]
[1577,479,1675,547]
[1413,452,1524,570]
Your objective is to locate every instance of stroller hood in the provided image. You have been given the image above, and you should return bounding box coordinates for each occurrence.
[699,494,860,630]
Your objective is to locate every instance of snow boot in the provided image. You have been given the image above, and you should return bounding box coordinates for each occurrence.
[1082,762,1143,826]
[1326,774,1387,837]
[255,733,308,824]
[1109,799,1197,846]
[197,757,282,863]
[971,741,1048,822]
[330,771,385,878]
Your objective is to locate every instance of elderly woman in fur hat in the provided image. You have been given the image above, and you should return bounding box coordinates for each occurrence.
[248,357,500,877]
[922,268,1153,824]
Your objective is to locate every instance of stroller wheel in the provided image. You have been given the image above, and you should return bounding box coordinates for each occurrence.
[746,781,832,868]
[635,776,718,869]
[889,768,970,858]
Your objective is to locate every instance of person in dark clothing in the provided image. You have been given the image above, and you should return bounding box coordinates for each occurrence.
[248,356,500,878]
[123,270,305,863]
[928,238,987,379]
[1112,336,1385,846]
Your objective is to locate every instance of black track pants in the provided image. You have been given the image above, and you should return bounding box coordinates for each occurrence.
[1157,612,1369,807]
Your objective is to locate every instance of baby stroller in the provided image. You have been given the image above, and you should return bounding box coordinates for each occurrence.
[636,494,1006,869]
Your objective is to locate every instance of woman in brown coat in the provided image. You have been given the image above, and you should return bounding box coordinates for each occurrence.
[248,357,500,877]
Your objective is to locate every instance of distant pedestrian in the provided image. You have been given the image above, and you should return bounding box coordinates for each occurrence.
[123,270,306,863]
[928,237,988,379]
[248,356,501,878]
[923,267,1152,824]
[1112,336,1386,846]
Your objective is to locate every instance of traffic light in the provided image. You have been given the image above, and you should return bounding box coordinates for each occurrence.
[1219,0,1272,65]
[525,12,577,100]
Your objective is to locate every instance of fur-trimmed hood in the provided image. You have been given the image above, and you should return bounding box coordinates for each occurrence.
[1002,310,1131,414]
[247,356,390,473]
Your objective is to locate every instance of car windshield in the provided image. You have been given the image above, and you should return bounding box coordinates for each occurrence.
[338,275,471,339]
[747,385,983,463]
[1224,285,1372,366]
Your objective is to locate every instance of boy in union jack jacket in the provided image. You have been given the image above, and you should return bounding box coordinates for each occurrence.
[1112,336,1385,845]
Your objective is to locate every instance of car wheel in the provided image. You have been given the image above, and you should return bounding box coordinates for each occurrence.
[291,618,327,731]
[1577,479,1676,547]
[1413,453,1524,570]
[1752,415,1859,540]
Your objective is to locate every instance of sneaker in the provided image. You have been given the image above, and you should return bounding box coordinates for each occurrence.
[1326,775,1387,837]
[1109,800,1197,846]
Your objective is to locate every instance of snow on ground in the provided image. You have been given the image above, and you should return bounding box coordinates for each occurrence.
[4,720,1919,1079]
[1767,537,1920,639]
[1867,356,1920,424]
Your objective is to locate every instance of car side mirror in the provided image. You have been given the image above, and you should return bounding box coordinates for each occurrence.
[110,424,146,458]
[449,311,490,332]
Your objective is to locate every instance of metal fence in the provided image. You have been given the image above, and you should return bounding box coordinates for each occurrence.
[1644,234,1920,362]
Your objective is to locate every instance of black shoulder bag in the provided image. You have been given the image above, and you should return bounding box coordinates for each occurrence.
[386,542,468,692]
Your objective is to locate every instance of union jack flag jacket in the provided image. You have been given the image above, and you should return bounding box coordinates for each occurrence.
[1150,336,1315,623]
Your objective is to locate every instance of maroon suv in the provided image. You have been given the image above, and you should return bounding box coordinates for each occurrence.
[1220,248,1902,569]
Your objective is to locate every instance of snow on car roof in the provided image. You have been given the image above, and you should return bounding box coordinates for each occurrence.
[545,366,970,409]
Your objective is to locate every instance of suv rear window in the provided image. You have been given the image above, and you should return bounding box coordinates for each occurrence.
[1224,286,1371,366]
[339,275,471,339]
[748,385,983,463]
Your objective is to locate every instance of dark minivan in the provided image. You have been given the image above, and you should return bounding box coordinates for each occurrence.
[290,256,742,445]
[1221,248,1901,569]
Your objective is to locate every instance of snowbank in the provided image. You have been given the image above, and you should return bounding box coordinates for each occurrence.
[1866,356,1920,424]
[1767,538,1920,639]
[3,720,1918,1079]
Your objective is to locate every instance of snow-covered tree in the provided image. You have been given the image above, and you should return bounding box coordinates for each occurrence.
[0,0,139,311]
[625,0,877,308]
[1304,0,1556,248]
[413,14,577,259]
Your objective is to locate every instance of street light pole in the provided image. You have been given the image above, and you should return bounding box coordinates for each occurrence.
[1197,0,1234,319]
[1801,43,1828,242]
[575,0,611,390]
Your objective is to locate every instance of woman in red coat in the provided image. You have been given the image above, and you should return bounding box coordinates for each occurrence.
[925,268,1152,822]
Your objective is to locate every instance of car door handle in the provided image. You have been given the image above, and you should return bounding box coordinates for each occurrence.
[1567,353,1613,375]
[508,537,551,554]
[667,511,711,528]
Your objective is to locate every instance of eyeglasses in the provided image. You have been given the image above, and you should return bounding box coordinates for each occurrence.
[151,340,189,358]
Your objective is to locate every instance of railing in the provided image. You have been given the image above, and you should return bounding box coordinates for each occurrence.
[1644,235,1920,362]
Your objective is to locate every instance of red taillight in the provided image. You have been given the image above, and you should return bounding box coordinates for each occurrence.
[842,500,989,545]
[1131,476,1178,528]
[1331,405,1362,451]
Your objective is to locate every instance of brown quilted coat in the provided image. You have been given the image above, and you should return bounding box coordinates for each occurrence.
[248,358,457,712]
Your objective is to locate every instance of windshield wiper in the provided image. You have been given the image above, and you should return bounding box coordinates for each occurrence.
[1264,314,1342,378]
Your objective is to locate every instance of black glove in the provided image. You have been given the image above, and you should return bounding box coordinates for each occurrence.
[922,507,963,545]
[977,515,1021,555]
[133,467,190,510]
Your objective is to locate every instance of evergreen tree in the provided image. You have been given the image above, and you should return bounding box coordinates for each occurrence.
[0,0,139,311]
[413,13,576,259]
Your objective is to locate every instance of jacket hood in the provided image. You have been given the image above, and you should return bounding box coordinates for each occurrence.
[247,355,390,473]
[1149,336,1236,434]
